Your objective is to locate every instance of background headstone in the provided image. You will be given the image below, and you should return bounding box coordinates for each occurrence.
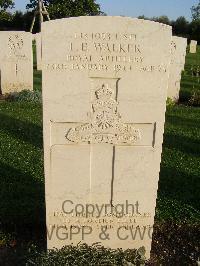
[0,31,33,94]
[42,17,172,258]
[32,33,36,42]
[168,36,187,101]
[190,40,197,53]
[36,32,42,70]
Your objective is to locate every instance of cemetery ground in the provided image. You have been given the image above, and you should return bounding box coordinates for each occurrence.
[0,47,199,265]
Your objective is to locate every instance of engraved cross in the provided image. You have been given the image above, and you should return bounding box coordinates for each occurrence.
[65,78,141,206]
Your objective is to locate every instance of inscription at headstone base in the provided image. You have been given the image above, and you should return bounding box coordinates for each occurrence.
[42,17,172,259]
[0,31,33,94]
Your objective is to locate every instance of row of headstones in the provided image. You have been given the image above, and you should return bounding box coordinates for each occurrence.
[0,30,197,103]
[0,18,198,259]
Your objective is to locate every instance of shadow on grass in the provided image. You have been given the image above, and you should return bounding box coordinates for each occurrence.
[164,133,199,157]
[159,107,200,213]
[166,113,200,129]
[164,114,200,156]
[159,164,200,211]
[0,160,45,239]
[164,113,200,156]
[0,112,42,149]
[150,221,200,265]
[181,80,200,89]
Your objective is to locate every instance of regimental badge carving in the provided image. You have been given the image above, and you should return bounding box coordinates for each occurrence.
[66,81,141,145]
[8,35,25,58]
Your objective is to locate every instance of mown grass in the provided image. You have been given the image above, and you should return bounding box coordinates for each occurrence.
[0,102,45,237]
[0,45,199,264]
[157,105,200,222]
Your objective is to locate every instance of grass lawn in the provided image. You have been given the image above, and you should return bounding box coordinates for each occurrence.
[158,105,200,221]
[0,46,199,264]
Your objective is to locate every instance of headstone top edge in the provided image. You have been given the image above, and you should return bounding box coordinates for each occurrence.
[172,36,187,41]
[42,16,172,29]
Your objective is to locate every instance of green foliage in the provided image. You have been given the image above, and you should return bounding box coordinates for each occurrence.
[191,0,200,20]
[172,16,189,36]
[26,244,146,266]
[190,64,200,77]
[26,0,103,19]
[5,90,42,103]
[151,15,171,25]
[11,10,25,29]
[0,0,14,22]
[189,19,200,43]
[0,231,13,246]
[0,0,14,10]
[0,10,11,21]
[190,0,200,42]
[50,0,102,18]
[137,15,199,43]
[166,98,176,107]
[189,90,200,106]
[26,0,50,10]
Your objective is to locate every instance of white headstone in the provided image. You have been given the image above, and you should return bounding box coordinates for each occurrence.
[0,31,33,94]
[168,36,187,101]
[36,33,42,70]
[42,17,172,259]
[190,40,197,53]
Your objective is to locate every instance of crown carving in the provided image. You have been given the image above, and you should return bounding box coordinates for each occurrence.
[95,84,114,100]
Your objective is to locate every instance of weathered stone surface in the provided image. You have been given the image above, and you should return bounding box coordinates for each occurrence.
[0,31,33,94]
[42,17,172,259]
